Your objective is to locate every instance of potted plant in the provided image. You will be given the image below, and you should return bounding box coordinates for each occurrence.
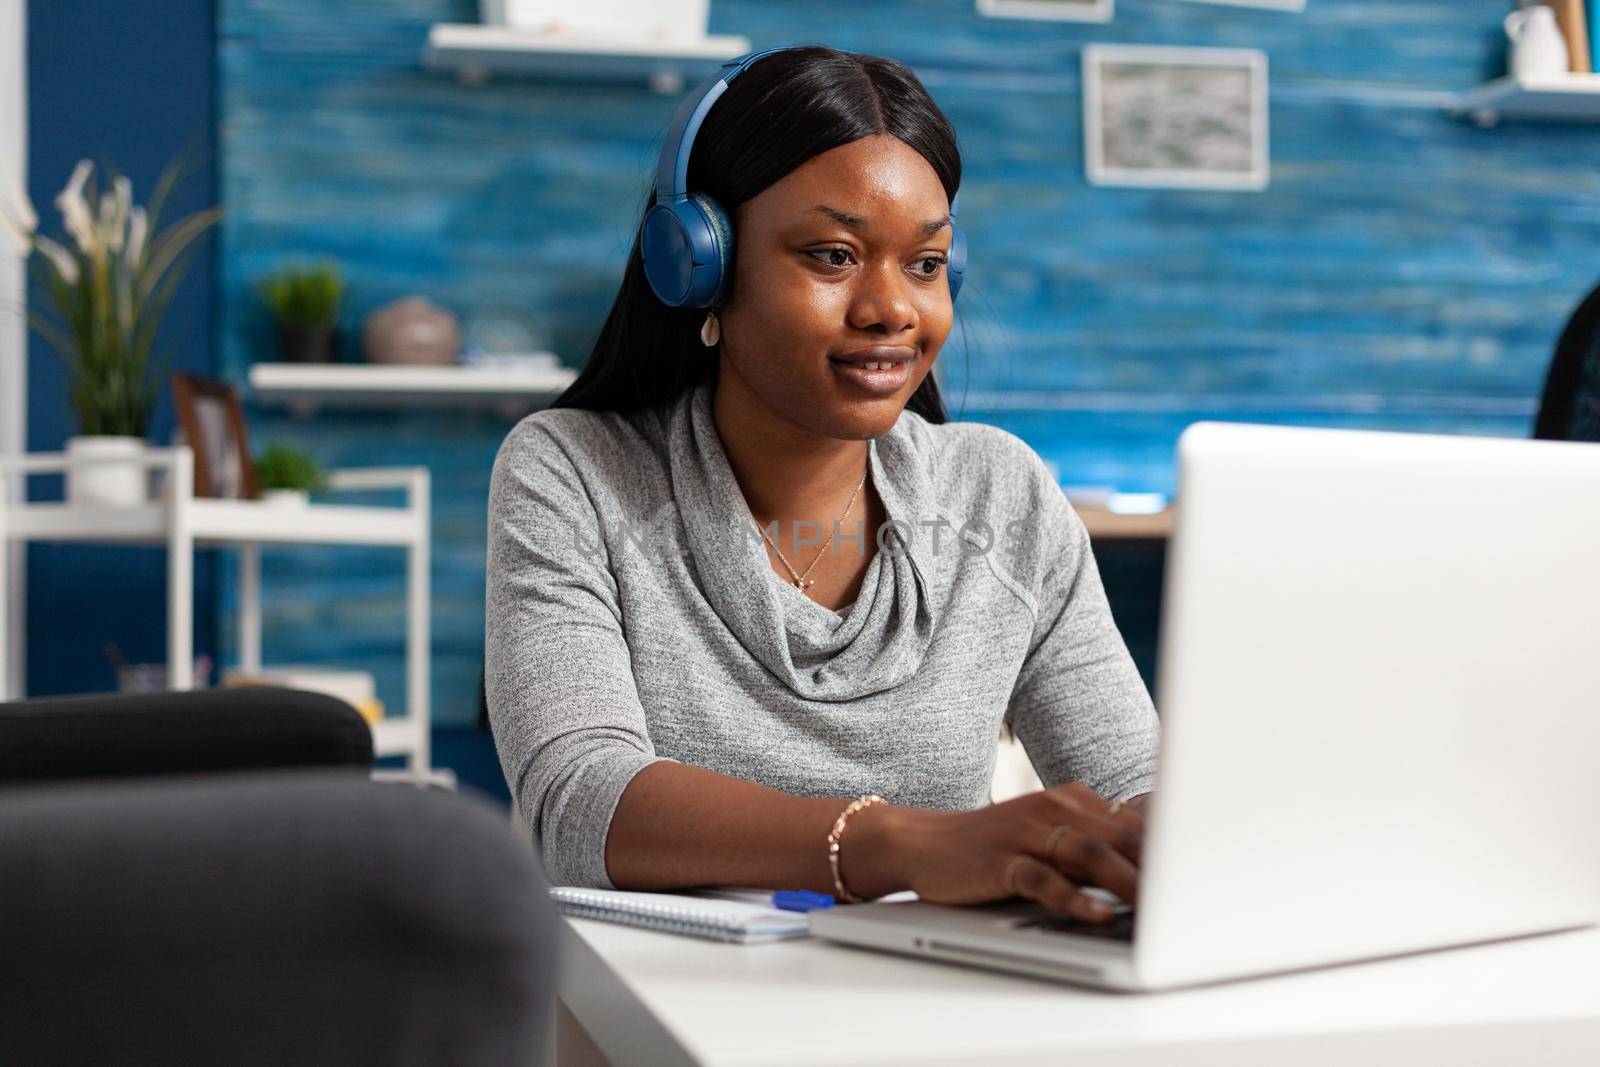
[254,442,329,507]
[0,155,221,507]
[260,260,344,363]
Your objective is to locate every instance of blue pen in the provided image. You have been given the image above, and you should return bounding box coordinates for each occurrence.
[772,890,836,912]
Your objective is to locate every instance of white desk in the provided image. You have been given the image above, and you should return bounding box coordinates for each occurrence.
[557,917,1600,1066]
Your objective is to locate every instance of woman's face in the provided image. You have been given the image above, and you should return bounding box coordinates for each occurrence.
[716,133,955,442]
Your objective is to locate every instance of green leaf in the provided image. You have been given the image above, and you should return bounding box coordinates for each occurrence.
[260,259,345,328]
[26,310,77,364]
[136,206,221,304]
[255,442,329,492]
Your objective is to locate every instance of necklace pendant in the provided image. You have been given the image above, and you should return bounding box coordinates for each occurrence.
[796,578,811,590]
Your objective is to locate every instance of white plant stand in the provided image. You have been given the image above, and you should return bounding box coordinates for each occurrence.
[0,446,432,771]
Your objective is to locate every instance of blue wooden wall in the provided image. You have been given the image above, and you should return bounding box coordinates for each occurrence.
[217,0,1600,730]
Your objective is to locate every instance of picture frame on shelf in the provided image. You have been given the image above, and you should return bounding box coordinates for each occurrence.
[171,373,260,500]
[1083,44,1271,192]
[976,0,1114,23]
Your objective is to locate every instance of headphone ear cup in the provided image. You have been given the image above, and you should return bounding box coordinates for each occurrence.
[640,200,697,307]
[690,192,735,308]
[946,222,967,303]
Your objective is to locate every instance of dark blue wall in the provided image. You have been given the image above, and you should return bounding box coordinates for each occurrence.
[25,0,220,695]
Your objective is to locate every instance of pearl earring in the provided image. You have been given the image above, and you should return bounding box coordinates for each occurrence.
[700,311,721,348]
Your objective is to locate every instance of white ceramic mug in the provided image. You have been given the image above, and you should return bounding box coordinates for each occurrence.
[1505,5,1571,80]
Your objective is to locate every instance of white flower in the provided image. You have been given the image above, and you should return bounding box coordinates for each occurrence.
[108,175,131,254]
[0,164,38,235]
[126,205,148,267]
[34,235,80,285]
[0,205,30,257]
[54,159,94,254]
[92,191,118,266]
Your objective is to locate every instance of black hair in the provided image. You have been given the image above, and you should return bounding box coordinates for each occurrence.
[548,45,962,424]
[1533,276,1600,441]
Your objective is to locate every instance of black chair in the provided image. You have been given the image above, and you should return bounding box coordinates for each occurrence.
[0,686,558,1066]
[0,685,373,784]
[1534,277,1600,442]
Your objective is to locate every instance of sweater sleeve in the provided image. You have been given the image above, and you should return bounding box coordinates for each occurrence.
[484,419,673,888]
[1002,468,1161,804]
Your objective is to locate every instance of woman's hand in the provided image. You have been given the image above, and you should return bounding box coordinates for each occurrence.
[841,783,1146,923]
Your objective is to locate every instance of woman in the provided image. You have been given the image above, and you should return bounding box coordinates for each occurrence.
[486,45,1159,923]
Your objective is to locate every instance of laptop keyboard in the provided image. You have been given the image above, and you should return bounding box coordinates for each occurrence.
[1012,911,1136,942]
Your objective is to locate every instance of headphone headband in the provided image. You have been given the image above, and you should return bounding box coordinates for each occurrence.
[655,46,797,203]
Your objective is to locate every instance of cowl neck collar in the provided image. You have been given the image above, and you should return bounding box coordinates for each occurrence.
[665,380,941,702]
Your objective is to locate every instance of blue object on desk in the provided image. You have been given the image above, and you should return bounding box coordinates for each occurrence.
[772,890,836,912]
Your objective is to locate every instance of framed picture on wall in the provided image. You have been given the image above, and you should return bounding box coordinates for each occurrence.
[171,373,260,500]
[976,0,1114,23]
[1083,44,1270,192]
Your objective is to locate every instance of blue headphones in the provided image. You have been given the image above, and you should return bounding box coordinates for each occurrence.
[639,46,967,309]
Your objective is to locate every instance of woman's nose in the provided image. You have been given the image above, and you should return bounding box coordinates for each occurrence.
[847,259,917,335]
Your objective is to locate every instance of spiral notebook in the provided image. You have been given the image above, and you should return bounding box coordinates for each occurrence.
[549,886,812,944]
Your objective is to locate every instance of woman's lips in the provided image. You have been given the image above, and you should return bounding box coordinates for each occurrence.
[828,355,914,397]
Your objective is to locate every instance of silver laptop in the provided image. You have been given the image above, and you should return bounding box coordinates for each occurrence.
[810,421,1600,991]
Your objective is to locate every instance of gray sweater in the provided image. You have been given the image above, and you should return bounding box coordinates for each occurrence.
[485,380,1160,888]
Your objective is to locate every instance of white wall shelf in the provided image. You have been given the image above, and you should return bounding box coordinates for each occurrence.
[423,24,751,93]
[1456,73,1600,127]
[248,361,577,417]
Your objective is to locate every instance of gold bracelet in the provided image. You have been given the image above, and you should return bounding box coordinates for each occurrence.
[827,794,886,903]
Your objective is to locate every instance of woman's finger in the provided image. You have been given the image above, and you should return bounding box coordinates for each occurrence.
[1109,804,1147,835]
[1048,781,1112,814]
[1042,791,1143,867]
[1082,811,1144,867]
[1006,855,1116,922]
[1042,825,1140,908]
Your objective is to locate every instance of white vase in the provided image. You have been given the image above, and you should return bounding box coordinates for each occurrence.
[1505,5,1570,81]
[262,488,310,508]
[65,435,149,508]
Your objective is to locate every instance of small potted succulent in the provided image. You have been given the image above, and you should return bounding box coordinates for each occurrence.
[254,442,329,508]
[0,155,220,507]
[261,260,344,363]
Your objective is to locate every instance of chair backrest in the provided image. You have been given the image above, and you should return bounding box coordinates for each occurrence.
[1534,276,1600,442]
[0,771,557,1064]
[0,686,373,785]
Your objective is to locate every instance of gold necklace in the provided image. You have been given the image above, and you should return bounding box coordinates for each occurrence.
[761,466,869,596]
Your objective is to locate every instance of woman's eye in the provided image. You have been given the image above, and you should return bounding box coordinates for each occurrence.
[808,248,856,269]
[812,247,947,278]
